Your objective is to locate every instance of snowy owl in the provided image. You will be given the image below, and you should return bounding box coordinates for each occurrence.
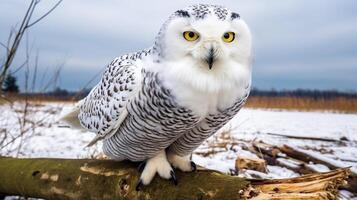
[64,4,252,189]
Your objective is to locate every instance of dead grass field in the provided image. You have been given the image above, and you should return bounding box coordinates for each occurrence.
[0,94,75,105]
[246,96,357,113]
[2,94,357,113]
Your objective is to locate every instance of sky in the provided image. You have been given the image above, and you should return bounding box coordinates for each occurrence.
[0,0,357,92]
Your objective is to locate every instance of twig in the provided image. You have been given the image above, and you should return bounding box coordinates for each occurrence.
[0,42,9,52]
[8,60,28,75]
[26,0,63,28]
[265,132,345,144]
[0,0,62,91]
[31,50,39,92]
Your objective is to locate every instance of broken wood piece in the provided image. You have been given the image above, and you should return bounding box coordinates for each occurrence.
[246,141,357,193]
[236,156,267,173]
[252,141,316,174]
[279,144,357,193]
[252,140,281,158]
[244,168,350,200]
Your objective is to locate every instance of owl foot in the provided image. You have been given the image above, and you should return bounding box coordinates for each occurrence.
[136,150,177,191]
[137,161,146,173]
[167,153,196,172]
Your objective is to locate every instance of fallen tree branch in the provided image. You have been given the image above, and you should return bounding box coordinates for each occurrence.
[279,144,357,193]
[250,141,357,194]
[251,141,316,175]
[0,157,351,200]
[265,132,345,144]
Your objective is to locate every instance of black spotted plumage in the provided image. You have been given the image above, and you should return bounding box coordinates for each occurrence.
[76,4,250,162]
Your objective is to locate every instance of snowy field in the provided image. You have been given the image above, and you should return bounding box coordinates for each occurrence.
[1,102,357,199]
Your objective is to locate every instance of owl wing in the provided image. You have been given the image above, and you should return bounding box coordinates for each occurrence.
[78,56,142,146]
[168,89,250,155]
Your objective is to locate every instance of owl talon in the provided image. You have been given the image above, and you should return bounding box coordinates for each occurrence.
[167,153,195,172]
[136,179,143,191]
[138,161,146,173]
[190,161,197,171]
[138,150,174,186]
[170,170,178,185]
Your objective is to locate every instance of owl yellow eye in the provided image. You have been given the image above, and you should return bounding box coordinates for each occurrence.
[222,32,235,43]
[183,31,199,41]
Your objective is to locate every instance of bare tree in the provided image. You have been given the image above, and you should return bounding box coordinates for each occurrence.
[0,0,63,93]
[0,32,62,157]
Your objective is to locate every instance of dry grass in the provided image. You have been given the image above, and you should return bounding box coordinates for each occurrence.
[246,96,357,113]
[0,97,60,156]
[2,94,357,113]
[0,94,75,105]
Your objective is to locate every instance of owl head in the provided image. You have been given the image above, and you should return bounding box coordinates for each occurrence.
[149,4,252,94]
[152,4,252,71]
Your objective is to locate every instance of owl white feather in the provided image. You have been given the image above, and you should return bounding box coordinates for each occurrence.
[63,4,252,189]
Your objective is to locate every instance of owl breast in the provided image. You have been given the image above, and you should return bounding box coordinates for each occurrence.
[102,71,200,161]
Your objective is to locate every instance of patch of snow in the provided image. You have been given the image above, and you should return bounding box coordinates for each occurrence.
[339,190,357,200]
[307,163,330,172]
[192,153,234,173]
[276,158,300,169]
[298,148,357,174]
[1,103,356,198]
[266,165,300,178]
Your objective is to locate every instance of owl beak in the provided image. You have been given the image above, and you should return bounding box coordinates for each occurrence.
[205,47,215,70]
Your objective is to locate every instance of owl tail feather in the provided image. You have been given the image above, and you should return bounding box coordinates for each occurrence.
[85,135,104,147]
[60,106,84,130]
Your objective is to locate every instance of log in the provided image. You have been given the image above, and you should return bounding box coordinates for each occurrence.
[235,156,267,173]
[249,141,357,193]
[279,144,357,193]
[0,157,351,200]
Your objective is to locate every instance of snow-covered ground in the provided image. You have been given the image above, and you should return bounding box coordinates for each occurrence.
[1,102,357,199]
[195,109,357,173]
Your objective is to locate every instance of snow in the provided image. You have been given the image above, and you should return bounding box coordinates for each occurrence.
[307,163,331,172]
[190,108,357,176]
[298,148,357,174]
[340,190,357,200]
[0,102,98,158]
[1,102,357,198]
[230,108,357,142]
[276,157,300,169]
[1,102,356,168]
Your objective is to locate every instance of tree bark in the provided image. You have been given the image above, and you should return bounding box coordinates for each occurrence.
[0,157,351,200]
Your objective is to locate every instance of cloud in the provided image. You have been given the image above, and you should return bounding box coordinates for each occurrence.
[0,0,356,91]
